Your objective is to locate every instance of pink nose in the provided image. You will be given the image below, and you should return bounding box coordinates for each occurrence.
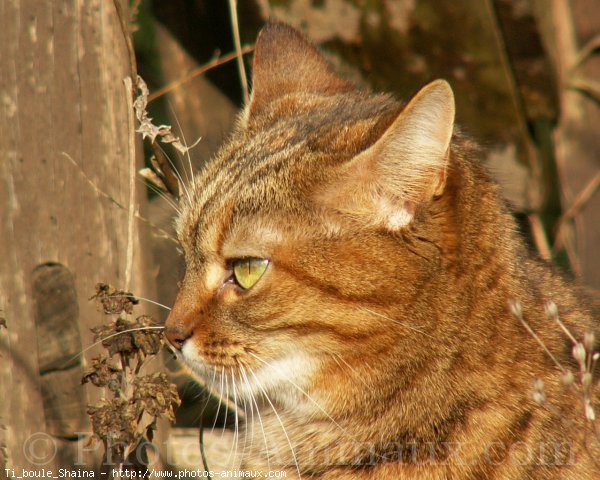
[164,325,192,351]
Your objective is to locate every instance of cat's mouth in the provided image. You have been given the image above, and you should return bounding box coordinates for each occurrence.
[176,337,242,368]
[176,336,317,406]
[186,337,256,369]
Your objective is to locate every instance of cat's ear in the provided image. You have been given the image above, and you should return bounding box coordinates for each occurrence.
[248,22,353,115]
[317,80,455,230]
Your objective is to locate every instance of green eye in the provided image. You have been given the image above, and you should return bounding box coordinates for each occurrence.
[232,258,269,290]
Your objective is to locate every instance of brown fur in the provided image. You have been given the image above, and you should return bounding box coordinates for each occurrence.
[165,23,600,478]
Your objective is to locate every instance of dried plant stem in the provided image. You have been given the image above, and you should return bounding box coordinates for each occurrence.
[528,214,552,261]
[484,0,542,209]
[553,316,578,346]
[124,77,137,292]
[549,0,598,276]
[568,76,600,102]
[554,171,600,251]
[510,301,566,373]
[148,46,254,102]
[84,303,180,472]
[112,0,138,87]
[561,170,600,221]
[520,318,566,373]
[228,0,249,104]
[570,33,600,72]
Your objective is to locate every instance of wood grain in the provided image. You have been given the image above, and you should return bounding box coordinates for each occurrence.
[0,0,157,471]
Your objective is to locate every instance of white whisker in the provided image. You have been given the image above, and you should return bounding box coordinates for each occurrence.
[168,105,191,188]
[221,367,231,439]
[109,294,172,312]
[210,366,226,436]
[170,105,197,193]
[330,352,371,389]
[156,140,193,207]
[357,306,433,338]
[142,177,181,215]
[248,351,349,438]
[236,368,252,468]
[67,326,165,364]
[249,368,302,479]
[198,366,219,423]
[229,367,241,468]
[241,365,271,471]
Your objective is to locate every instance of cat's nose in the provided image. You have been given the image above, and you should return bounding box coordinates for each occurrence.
[165,325,192,351]
[165,281,205,350]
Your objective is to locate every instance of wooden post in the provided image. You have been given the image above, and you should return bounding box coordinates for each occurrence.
[0,0,157,472]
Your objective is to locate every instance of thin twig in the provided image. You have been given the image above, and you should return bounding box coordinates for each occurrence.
[519,317,567,373]
[563,234,583,277]
[62,152,179,245]
[124,77,137,292]
[114,2,142,291]
[553,171,600,251]
[483,0,543,205]
[570,33,600,72]
[228,0,249,104]
[568,76,600,103]
[148,46,254,102]
[510,301,566,373]
[528,214,552,261]
[112,0,138,94]
[550,0,584,275]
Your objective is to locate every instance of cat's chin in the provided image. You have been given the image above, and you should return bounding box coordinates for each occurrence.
[180,342,319,411]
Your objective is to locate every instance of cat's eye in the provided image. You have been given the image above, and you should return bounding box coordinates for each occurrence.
[232,258,269,290]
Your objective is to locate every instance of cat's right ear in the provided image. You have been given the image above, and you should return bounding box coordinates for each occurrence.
[316,80,455,230]
[247,22,353,117]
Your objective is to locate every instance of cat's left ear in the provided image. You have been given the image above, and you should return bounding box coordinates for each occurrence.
[317,80,455,230]
[247,22,353,117]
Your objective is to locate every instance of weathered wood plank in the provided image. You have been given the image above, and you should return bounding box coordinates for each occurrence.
[0,0,158,471]
[32,264,83,373]
[32,264,87,438]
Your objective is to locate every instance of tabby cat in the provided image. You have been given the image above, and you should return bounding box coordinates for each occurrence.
[165,22,599,479]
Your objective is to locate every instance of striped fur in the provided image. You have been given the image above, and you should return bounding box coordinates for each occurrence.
[165,23,599,479]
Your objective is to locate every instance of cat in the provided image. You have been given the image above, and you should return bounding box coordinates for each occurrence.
[164,22,600,479]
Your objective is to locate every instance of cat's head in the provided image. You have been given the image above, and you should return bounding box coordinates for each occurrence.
[165,22,456,411]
